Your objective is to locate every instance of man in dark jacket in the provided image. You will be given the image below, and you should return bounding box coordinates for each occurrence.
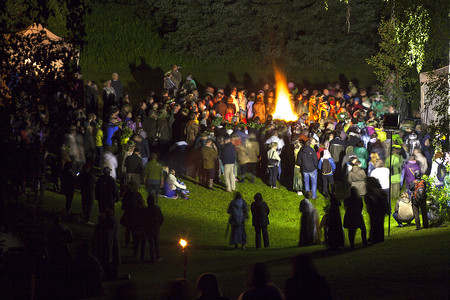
[298,138,319,199]
[95,166,120,215]
[250,193,270,248]
[221,136,236,192]
[142,195,164,262]
[124,147,143,186]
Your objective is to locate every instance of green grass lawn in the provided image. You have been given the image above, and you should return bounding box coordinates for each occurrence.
[37,176,449,299]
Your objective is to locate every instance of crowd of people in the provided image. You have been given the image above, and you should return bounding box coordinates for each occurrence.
[1,65,449,299]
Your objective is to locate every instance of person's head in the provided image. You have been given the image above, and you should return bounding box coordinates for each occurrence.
[103,166,112,175]
[170,169,176,176]
[196,273,222,298]
[233,191,242,200]
[370,152,379,162]
[247,262,271,288]
[356,140,364,148]
[150,153,158,160]
[434,151,443,160]
[409,154,416,161]
[254,192,263,202]
[112,73,119,81]
[133,147,140,155]
[270,142,278,149]
[375,159,384,168]
[304,191,312,200]
[291,254,319,278]
[162,278,190,300]
[400,191,409,199]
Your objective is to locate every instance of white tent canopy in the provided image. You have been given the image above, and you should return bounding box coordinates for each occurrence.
[419,65,449,125]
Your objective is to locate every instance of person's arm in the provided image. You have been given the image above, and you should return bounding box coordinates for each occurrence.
[318,158,323,170]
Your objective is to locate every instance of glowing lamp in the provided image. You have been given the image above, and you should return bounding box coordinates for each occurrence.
[179,239,187,248]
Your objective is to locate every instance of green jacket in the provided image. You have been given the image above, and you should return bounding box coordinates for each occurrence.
[144,159,163,184]
[354,146,369,169]
[385,154,403,184]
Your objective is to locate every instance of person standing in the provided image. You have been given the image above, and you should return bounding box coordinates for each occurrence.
[298,192,320,247]
[250,193,270,248]
[60,161,76,216]
[409,171,428,230]
[246,133,260,183]
[227,192,248,249]
[124,147,143,187]
[267,142,281,189]
[298,138,319,199]
[318,150,336,198]
[95,166,120,215]
[142,195,164,262]
[365,177,389,243]
[79,162,96,224]
[347,158,367,197]
[201,139,218,190]
[144,153,164,204]
[221,136,236,192]
[92,209,121,281]
[343,187,367,248]
[110,73,123,107]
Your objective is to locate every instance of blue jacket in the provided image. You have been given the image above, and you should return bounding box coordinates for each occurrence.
[105,123,118,146]
[318,157,336,175]
[221,142,236,165]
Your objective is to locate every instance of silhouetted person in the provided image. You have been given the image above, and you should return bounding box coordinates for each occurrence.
[120,181,145,247]
[161,278,191,300]
[250,192,270,248]
[326,194,344,250]
[284,254,332,300]
[344,187,367,248]
[95,166,120,215]
[92,209,121,281]
[196,272,229,300]
[60,161,76,215]
[46,213,73,298]
[71,242,106,298]
[227,192,249,249]
[142,194,164,262]
[298,192,320,247]
[237,262,284,300]
[409,170,428,230]
[78,162,96,224]
[365,177,389,243]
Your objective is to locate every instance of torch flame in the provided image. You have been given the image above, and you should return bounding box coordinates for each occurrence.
[179,239,187,248]
[272,67,298,122]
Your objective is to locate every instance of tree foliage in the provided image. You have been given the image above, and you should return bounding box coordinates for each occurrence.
[147,0,379,71]
[423,70,450,150]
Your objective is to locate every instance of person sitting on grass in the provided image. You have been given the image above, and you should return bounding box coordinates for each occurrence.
[196,272,229,300]
[392,192,414,227]
[238,262,284,300]
[164,169,188,199]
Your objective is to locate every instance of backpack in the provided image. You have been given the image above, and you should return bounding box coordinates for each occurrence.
[413,180,426,203]
[437,162,446,182]
[322,159,332,175]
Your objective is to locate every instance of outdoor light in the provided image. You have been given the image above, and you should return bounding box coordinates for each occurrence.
[179,238,188,278]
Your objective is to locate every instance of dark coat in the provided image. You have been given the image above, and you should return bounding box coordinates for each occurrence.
[326,197,345,249]
[143,205,164,237]
[124,153,143,175]
[343,194,365,228]
[297,146,318,173]
[221,142,236,165]
[92,215,120,265]
[364,187,388,243]
[60,168,76,195]
[95,174,119,213]
[79,170,96,199]
[251,200,270,227]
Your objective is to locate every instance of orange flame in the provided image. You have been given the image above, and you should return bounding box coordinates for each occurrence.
[272,67,298,122]
[179,239,187,248]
